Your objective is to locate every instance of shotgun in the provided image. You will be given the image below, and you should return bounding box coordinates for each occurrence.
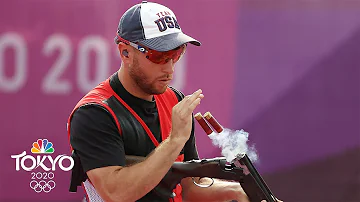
[125,153,278,202]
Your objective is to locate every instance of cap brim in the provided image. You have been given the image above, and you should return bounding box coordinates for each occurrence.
[137,32,201,51]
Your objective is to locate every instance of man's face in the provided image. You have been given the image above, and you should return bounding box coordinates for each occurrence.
[129,49,174,95]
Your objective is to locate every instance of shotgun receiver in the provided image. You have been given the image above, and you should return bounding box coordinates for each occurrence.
[126,153,278,202]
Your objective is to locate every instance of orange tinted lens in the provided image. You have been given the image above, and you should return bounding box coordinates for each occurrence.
[147,45,186,64]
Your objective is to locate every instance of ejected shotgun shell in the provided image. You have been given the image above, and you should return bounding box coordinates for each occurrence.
[203,112,224,133]
[194,112,214,135]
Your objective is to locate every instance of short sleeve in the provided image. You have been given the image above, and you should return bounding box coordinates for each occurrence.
[69,105,126,172]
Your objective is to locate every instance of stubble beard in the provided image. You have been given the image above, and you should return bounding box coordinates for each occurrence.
[129,57,167,95]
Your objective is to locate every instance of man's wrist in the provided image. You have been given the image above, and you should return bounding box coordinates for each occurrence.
[168,132,188,146]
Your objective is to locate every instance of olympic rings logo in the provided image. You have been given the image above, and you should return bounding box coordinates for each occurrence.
[29,180,56,193]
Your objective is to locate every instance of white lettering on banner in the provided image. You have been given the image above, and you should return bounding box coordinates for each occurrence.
[31,172,55,180]
[42,34,73,94]
[0,32,187,94]
[0,32,27,93]
[77,36,109,93]
[21,155,37,171]
[11,151,74,171]
[58,156,74,171]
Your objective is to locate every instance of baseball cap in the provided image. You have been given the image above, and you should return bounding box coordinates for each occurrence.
[115,1,201,51]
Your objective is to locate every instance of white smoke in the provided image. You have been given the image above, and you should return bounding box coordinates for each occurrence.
[208,128,258,163]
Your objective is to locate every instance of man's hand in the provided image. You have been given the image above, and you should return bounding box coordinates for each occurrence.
[170,89,204,143]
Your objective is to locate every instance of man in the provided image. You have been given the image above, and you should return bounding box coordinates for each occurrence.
[68,1,251,202]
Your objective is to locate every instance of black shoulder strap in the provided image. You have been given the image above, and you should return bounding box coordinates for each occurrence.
[69,150,87,192]
[168,86,184,101]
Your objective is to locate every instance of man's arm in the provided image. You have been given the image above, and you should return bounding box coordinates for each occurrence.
[71,105,184,202]
[87,136,185,202]
[170,86,199,162]
[181,177,249,202]
[72,89,204,202]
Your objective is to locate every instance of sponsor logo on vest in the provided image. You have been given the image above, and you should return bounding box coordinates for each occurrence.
[10,139,74,193]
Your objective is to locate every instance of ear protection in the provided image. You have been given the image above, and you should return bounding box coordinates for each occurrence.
[122,50,129,57]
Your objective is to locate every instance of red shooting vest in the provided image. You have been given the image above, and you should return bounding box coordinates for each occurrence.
[67,78,184,202]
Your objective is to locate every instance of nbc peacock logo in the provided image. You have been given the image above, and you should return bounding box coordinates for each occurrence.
[31,139,54,154]
[11,138,74,193]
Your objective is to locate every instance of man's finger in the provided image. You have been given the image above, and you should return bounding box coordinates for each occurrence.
[187,97,203,113]
[184,89,202,105]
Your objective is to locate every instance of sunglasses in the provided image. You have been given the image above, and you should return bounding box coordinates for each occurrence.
[116,35,186,64]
